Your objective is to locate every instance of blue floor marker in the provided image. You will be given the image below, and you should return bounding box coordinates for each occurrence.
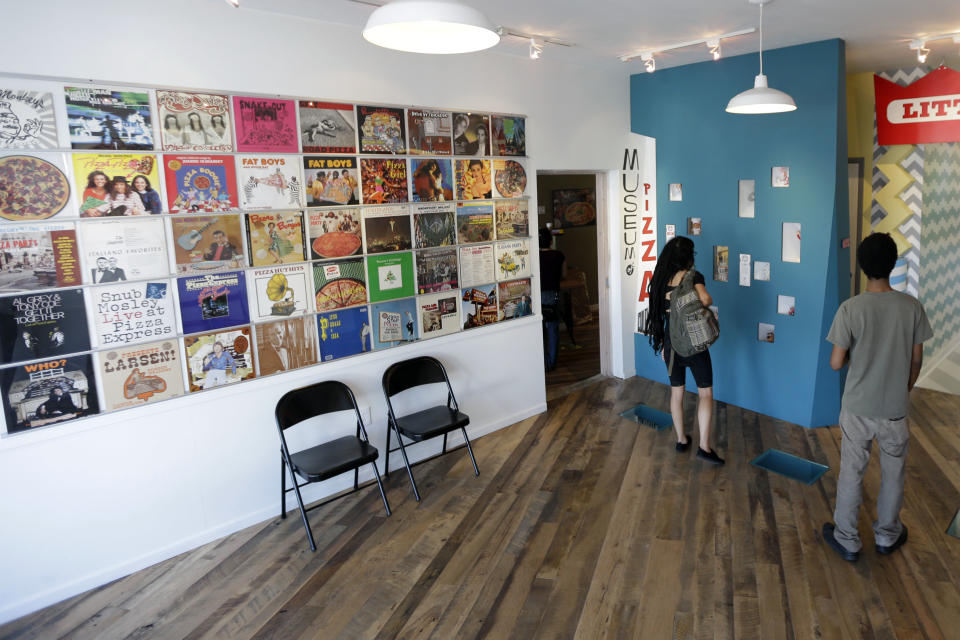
[619,404,673,431]
[947,509,960,539]
[750,449,829,485]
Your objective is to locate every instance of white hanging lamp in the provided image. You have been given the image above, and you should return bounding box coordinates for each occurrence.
[362,0,500,54]
[726,0,797,114]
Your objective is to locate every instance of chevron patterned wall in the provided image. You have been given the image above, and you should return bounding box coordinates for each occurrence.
[868,67,960,396]
[871,67,928,297]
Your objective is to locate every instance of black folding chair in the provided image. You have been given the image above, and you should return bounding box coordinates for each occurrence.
[382,356,479,501]
[275,380,390,551]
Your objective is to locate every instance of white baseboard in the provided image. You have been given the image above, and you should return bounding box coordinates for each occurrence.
[0,401,547,626]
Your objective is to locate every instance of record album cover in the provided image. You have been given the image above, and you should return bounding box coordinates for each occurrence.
[363,205,412,254]
[184,326,255,392]
[90,280,176,348]
[410,157,453,202]
[98,340,185,411]
[359,158,408,204]
[494,200,529,239]
[406,109,452,156]
[2,354,99,433]
[64,86,153,150]
[72,153,160,217]
[457,201,494,243]
[246,211,305,266]
[317,305,371,361]
[171,215,245,274]
[157,91,232,152]
[0,288,90,364]
[452,113,490,156]
[80,217,168,282]
[416,247,458,294]
[459,243,495,288]
[237,155,304,210]
[371,297,418,350]
[366,252,414,303]
[304,156,359,206]
[413,202,456,248]
[494,239,531,281]
[178,271,250,334]
[0,88,58,150]
[299,101,356,154]
[492,159,528,199]
[497,278,532,321]
[255,316,318,376]
[356,105,405,154]
[0,153,73,221]
[418,291,460,339]
[249,264,311,322]
[163,154,237,213]
[232,96,298,153]
[312,257,367,311]
[307,208,362,259]
[456,159,492,200]
[491,116,525,156]
[0,222,80,292]
[461,284,498,329]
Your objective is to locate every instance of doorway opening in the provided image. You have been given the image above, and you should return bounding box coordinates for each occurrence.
[536,171,606,398]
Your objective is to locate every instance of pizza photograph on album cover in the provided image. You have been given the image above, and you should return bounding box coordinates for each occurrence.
[1,354,99,434]
[312,257,367,311]
[307,208,362,259]
[0,153,73,221]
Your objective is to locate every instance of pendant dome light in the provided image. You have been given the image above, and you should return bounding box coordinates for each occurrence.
[726,0,797,114]
[362,0,501,55]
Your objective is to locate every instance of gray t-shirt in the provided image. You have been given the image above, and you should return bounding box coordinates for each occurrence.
[827,291,933,418]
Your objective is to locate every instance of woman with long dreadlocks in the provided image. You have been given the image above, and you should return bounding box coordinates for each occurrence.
[644,236,724,465]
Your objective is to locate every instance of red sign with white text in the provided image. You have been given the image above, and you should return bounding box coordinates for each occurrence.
[875,66,960,145]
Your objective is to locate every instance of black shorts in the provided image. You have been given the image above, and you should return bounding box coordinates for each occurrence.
[663,344,713,388]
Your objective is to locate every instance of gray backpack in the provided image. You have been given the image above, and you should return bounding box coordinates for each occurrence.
[668,270,719,362]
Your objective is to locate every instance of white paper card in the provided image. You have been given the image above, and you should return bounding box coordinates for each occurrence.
[782,223,801,263]
[738,179,755,218]
[739,253,751,287]
[754,261,770,281]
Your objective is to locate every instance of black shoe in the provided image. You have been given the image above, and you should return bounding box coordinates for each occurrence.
[822,523,859,562]
[876,525,908,555]
[696,447,725,465]
[675,435,691,453]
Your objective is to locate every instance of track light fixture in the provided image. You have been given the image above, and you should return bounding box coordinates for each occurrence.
[641,52,655,73]
[707,39,721,60]
[225,0,239,7]
[910,39,930,63]
[529,38,543,60]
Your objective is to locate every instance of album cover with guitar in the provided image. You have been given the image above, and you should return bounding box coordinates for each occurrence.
[170,214,246,274]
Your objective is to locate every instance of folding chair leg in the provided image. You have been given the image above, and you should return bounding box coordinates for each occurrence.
[442,432,447,453]
[280,456,287,519]
[354,467,359,490]
[461,427,480,476]
[394,424,421,501]
[384,424,391,479]
[370,461,391,516]
[290,474,317,552]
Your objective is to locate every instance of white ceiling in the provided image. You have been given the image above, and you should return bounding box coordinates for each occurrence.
[240,0,960,74]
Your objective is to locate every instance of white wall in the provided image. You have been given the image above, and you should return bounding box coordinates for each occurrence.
[0,0,630,623]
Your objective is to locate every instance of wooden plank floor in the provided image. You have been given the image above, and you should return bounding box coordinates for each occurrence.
[3,379,960,639]
[545,318,601,398]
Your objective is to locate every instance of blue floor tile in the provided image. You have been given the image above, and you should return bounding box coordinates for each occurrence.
[619,404,672,431]
[750,449,829,485]
[948,509,960,539]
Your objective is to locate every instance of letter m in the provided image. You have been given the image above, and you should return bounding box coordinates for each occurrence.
[622,148,640,171]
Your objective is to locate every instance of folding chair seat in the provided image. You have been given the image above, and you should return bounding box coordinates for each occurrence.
[275,380,390,551]
[382,356,479,501]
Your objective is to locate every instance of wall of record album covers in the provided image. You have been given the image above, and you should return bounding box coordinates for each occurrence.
[0,81,534,436]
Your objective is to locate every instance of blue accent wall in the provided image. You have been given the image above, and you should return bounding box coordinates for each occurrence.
[630,39,848,428]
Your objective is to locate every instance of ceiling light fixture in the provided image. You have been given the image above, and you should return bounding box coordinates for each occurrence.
[529,38,543,60]
[225,0,239,7]
[619,27,754,64]
[910,39,930,63]
[726,0,797,115]
[641,52,655,73]
[707,38,721,60]
[362,0,500,54]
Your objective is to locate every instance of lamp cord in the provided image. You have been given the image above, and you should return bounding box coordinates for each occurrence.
[759,1,764,76]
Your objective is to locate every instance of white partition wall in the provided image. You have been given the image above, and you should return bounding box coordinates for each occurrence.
[0,0,631,623]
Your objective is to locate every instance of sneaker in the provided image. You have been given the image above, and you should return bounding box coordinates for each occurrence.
[822,523,859,562]
[876,525,908,555]
[696,447,725,465]
[675,435,691,453]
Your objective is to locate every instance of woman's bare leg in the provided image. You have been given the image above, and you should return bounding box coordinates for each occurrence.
[697,386,714,451]
[670,385,688,444]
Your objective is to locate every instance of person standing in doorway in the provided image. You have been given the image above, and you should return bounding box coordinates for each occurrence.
[539,228,565,372]
[822,232,933,562]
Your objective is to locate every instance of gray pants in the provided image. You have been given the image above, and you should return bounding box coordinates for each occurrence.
[833,408,909,552]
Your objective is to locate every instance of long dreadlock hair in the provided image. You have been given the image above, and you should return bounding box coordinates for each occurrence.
[644,236,696,354]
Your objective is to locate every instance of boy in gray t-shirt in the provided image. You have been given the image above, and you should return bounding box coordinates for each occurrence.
[822,233,933,562]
